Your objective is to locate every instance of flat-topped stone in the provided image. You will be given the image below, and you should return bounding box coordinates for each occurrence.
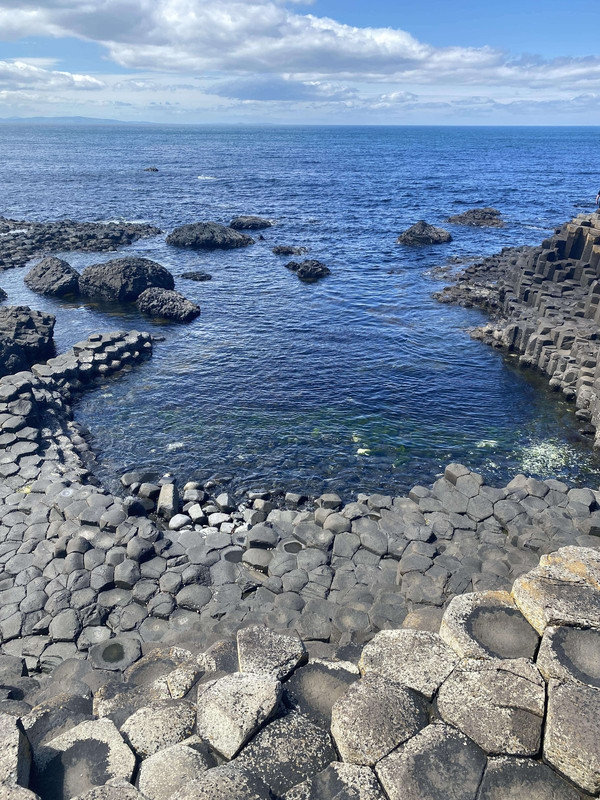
[477,756,581,800]
[284,762,386,800]
[537,624,600,688]
[439,590,540,660]
[237,625,306,680]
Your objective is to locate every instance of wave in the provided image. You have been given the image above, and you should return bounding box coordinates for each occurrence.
[197,175,217,181]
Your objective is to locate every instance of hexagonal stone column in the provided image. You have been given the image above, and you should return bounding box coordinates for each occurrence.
[537,625,600,688]
[478,756,581,800]
[437,658,545,755]
[439,591,539,660]
[331,673,429,766]
[512,547,600,634]
[358,629,458,699]
[544,679,600,795]
[376,723,486,800]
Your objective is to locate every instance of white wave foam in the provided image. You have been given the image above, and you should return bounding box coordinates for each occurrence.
[197,175,217,181]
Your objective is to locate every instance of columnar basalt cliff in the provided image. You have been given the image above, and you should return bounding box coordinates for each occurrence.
[437,213,600,444]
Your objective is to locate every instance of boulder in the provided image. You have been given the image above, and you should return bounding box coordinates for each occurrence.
[376,723,487,800]
[230,216,273,230]
[25,257,80,297]
[283,660,358,727]
[0,337,28,378]
[0,712,31,788]
[437,658,545,755]
[447,207,505,227]
[285,260,331,283]
[331,673,428,766]
[0,305,55,363]
[396,220,452,245]
[136,288,200,322]
[166,222,254,250]
[544,678,600,794]
[79,257,174,303]
[195,672,281,759]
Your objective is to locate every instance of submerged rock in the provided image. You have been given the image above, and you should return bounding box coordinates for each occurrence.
[144,166,159,172]
[230,216,273,230]
[79,257,174,303]
[180,271,212,282]
[136,288,200,322]
[25,257,80,297]
[447,207,505,227]
[166,222,254,250]
[285,260,331,283]
[397,220,452,245]
[273,245,309,256]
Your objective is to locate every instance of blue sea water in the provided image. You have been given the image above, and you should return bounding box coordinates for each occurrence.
[1,124,600,497]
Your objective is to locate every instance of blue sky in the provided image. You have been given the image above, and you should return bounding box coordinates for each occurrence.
[0,0,598,124]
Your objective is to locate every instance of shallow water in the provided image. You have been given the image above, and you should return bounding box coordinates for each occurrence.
[1,124,599,496]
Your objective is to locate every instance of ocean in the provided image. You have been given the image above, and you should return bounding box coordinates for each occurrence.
[1,123,599,497]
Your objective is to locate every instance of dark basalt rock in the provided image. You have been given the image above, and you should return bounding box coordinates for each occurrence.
[136,288,200,323]
[25,256,81,297]
[180,271,212,282]
[0,305,55,364]
[79,257,174,303]
[397,220,452,245]
[286,260,331,283]
[144,166,159,172]
[166,222,254,250]
[0,287,6,301]
[272,245,309,256]
[447,207,505,227]
[0,336,28,377]
[230,216,273,230]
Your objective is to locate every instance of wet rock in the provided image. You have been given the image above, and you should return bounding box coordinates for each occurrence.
[136,288,200,322]
[446,207,505,227]
[376,722,487,800]
[544,678,600,795]
[25,257,80,297]
[397,220,452,245]
[166,222,254,250]
[437,658,545,755]
[331,673,429,766]
[537,624,600,688]
[439,590,540,660]
[120,699,196,759]
[237,625,306,680]
[180,271,212,281]
[144,166,159,172]
[195,672,281,759]
[477,756,581,800]
[137,743,211,800]
[79,257,174,303]
[284,762,386,800]
[89,638,141,672]
[235,711,336,796]
[33,718,135,800]
[359,629,457,699]
[230,216,273,230]
[285,260,331,283]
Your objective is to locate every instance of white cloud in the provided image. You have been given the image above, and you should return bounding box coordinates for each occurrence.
[0,60,104,90]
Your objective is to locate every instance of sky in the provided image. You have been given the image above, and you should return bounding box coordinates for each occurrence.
[0,0,599,124]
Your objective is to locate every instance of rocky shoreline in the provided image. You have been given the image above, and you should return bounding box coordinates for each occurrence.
[0,213,599,798]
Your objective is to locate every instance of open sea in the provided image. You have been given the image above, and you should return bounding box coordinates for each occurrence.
[1,123,600,497]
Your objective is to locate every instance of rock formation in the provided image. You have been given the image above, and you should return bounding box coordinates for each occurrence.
[79,258,175,303]
[397,220,452,245]
[447,207,505,227]
[25,257,80,298]
[166,222,254,250]
[136,288,200,322]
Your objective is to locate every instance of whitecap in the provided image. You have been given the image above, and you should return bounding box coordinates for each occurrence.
[166,441,185,451]
[197,175,217,181]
